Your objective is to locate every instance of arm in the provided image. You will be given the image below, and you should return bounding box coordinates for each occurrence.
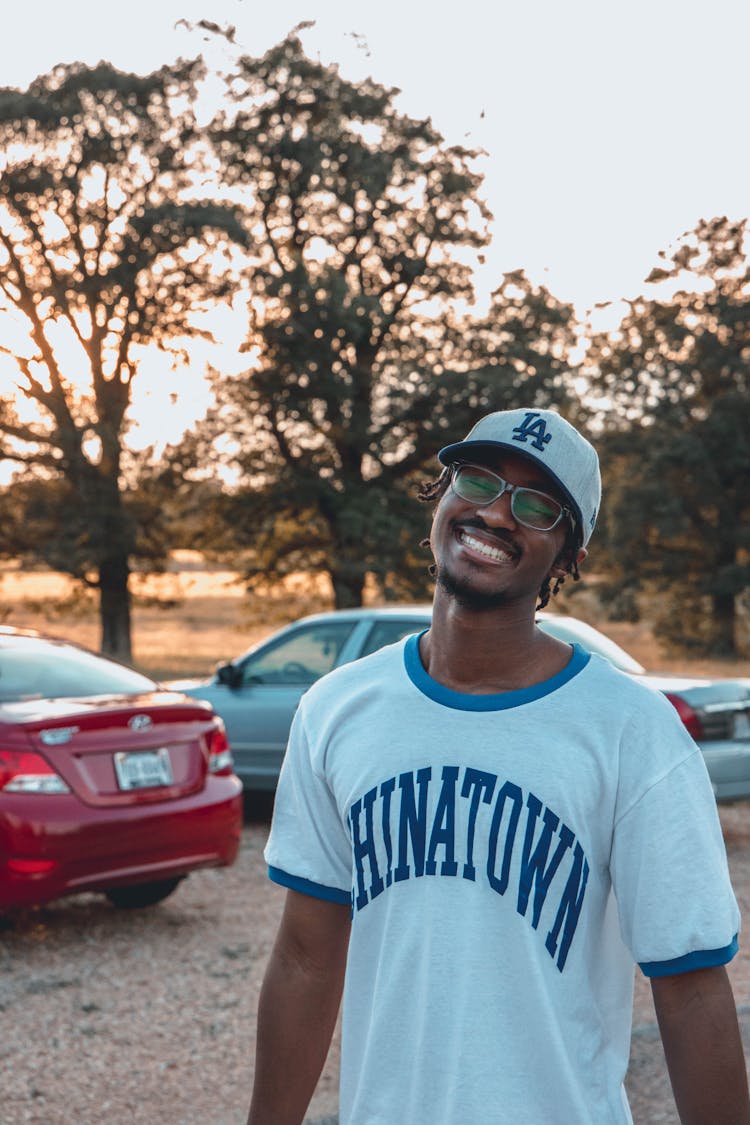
[247,888,351,1125]
[651,964,750,1124]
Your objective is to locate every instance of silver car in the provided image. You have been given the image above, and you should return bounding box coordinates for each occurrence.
[173,608,750,800]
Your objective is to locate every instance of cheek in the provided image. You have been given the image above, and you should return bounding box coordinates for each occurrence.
[429,498,452,556]
[547,536,570,576]
[428,511,440,557]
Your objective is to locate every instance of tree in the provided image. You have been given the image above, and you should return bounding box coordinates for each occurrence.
[205,34,580,607]
[588,217,750,656]
[0,60,247,659]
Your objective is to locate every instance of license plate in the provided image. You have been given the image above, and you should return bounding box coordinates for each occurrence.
[114,748,173,790]
[733,712,750,741]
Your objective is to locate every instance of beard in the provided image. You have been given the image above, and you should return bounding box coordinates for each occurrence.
[433,560,516,611]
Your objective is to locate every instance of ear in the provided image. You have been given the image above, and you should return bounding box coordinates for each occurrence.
[549,546,587,579]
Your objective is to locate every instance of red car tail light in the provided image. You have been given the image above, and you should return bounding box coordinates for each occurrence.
[206,724,234,776]
[664,693,704,740]
[7,857,59,876]
[0,750,71,794]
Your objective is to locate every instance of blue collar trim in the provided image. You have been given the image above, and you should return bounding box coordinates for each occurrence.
[403,632,590,711]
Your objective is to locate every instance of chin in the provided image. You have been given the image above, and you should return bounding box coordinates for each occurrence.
[435,564,515,612]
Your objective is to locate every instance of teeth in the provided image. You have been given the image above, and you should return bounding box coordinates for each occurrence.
[460,531,513,562]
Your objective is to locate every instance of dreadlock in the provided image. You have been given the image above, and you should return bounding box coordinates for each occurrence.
[535,519,581,611]
[417,467,451,506]
[418,468,451,577]
[417,468,581,611]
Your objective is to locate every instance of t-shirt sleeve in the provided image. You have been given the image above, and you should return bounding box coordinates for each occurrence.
[264,703,352,906]
[611,735,740,977]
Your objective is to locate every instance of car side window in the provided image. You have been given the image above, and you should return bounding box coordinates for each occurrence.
[239,622,357,686]
[358,620,427,660]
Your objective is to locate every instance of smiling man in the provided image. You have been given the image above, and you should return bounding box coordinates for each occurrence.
[248,408,749,1125]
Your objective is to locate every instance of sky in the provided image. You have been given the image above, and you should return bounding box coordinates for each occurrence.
[1,0,749,447]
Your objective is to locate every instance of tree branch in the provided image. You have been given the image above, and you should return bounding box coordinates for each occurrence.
[0,228,69,394]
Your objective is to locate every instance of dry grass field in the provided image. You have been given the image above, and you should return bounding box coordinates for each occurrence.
[0,552,328,680]
[2,551,749,682]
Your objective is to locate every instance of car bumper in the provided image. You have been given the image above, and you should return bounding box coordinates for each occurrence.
[0,774,243,909]
[231,747,285,792]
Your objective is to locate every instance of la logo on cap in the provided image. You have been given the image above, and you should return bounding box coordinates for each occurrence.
[511,412,553,453]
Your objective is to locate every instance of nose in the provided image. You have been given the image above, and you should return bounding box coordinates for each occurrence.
[475,486,517,529]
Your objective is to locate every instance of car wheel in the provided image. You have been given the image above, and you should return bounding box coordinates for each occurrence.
[104,876,184,909]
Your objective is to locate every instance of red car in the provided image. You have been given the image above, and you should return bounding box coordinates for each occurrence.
[0,627,243,912]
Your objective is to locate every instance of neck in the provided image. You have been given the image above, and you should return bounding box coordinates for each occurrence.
[421,588,570,694]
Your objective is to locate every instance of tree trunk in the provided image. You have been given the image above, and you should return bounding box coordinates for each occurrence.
[330,560,367,609]
[99,553,133,662]
[710,590,736,657]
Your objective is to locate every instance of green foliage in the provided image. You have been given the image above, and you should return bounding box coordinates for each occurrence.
[590,217,750,655]
[0,60,248,656]
[204,35,580,606]
[0,470,131,578]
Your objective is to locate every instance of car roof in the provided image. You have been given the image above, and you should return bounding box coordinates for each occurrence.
[292,605,433,625]
[0,627,91,652]
[0,625,48,640]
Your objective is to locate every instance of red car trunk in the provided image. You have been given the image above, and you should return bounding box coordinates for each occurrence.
[17,693,218,808]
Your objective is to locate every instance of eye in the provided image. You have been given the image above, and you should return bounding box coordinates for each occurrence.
[453,466,502,503]
[514,490,561,527]
[465,474,498,500]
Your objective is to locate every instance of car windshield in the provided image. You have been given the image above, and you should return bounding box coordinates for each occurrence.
[0,636,158,703]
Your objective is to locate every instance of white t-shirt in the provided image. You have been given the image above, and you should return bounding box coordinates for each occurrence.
[265,635,740,1125]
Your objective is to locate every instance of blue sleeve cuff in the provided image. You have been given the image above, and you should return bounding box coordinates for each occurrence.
[639,934,739,978]
[268,865,352,906]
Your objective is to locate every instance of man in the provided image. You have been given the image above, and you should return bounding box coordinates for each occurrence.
[248,408,749,1124]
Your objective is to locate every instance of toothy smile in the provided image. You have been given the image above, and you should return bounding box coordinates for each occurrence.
[457,529,516,563]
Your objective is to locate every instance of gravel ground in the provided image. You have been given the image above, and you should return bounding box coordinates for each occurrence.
[3,796,750,1125]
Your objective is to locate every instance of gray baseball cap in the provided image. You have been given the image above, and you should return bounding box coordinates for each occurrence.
[438,408,601,546]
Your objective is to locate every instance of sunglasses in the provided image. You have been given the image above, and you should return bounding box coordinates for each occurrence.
[450,462,572,532]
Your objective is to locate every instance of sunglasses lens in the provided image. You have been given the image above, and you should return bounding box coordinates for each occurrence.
[452,466,502,504]
[512,489,562,530]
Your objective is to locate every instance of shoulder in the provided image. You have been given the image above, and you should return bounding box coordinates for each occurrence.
[576,652,707,805]
[579,650,681,715]
[569,650,699,763]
